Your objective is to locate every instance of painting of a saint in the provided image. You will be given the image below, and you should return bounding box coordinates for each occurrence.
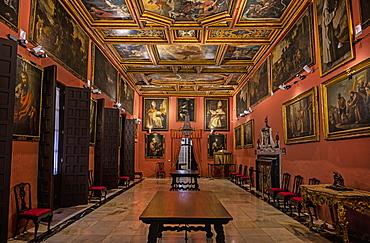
[242,119,254,148]
[143,97,168,131]
[208,133,226,158]
[204,98,229,131]
[236,84,248,118]
[177,98,195,122]
[145,133,165,158]
[0,0,19,29]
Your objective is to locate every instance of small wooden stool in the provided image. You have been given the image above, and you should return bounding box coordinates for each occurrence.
[134,172,143,180]
[118,176,130,188]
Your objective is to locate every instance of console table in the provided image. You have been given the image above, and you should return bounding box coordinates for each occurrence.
[170,170,200,191]
[300,184,370,243]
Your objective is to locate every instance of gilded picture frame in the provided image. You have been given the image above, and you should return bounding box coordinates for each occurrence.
[0,0,20,30]
[313,0,354,76]
[249,58,270,107]
[282,87,320,144]
[204,98,229,131]
[359,0,370,29]
[321,58,370,140]
[13,55,43,141]
[177,98,195,122]
[143,97,168,131]
[207,133,226,159]
[119,75,134,115]
[234,125,243,149]
[236,84,248,118]
[145,133,165,159]
[89,98,97,146]
[242,119,254,148]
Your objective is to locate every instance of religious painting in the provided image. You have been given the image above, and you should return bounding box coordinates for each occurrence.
[271,6,315,91]
[242,119,254,148]
[145,133,165,158]
[119,76,134,115]
[282,87,319,144]
[234,125,242,149]
[81,0,132,20]
[13,55,43,141]
[0,0,20,30]
[209,29,272,39]
[89,98,97,145]
[208,133,226,158]
[92,45,118,101]
[249,58,270,107]
[224,45,261,60]
[241,0,292,20]
[204,98,229,131]
[113,44,149,60]
[236,84,248,118]
[314,0,354,76]
[321,58,370,140]
[141,0,229,21]
[29,0,89,81]
[143,97,168,131]
[101,29,165,38]
[359,0,370,29]
[157,45,218,60]
[177,98,195,122]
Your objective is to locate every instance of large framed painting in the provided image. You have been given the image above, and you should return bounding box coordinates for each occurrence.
[313,0,354,76]
[81,0,132,20]
[143,97,168,131]
[234,125,242,149]
[177,98,195,122]
[236,84,248,118]
[29,0,89,81]
[204,98,229,131]
[242,119,254,148]
[0,0,20,30]
[282,87,320,144]
[89,98,97,145]
[92,45,118,102]
[119,76,134,115]
[321,58,370,140]
[359,0,370,29]
[241,0,292,21]
[13,55,43,141]
[271,6,315,91]
[145,133,165,158]
[208,133,226,159]
[249,58,270,107]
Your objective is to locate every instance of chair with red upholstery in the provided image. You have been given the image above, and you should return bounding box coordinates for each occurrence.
[118,175,131,188]
[235,165,248,186]
[88,170,108,202]
[276,175,304,211]
[267,172,291,204]
[156,162,166,178]
[230,164,242,183]
[13,182,53,239]
[289,178,320,217]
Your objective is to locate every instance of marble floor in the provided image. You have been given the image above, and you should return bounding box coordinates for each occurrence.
[10,178,333,243]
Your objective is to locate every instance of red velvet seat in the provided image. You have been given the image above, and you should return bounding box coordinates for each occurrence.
[156,162,166,178]
[289,178,320,218]
[230,164,242,183]
[13,182,53,240]
[277,175,303,211]
[235,165,248,185]
[267,173,291,204]
[88,170,107,203]
[118,176,131,187]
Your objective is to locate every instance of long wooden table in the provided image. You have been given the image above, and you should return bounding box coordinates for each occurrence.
[139,191,233,243]
[170,170,200,191]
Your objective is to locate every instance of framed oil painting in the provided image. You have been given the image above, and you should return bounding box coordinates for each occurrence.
[359,0,370,29]
[271,6,315,91]
[0,0,20,30]
[157,45,218,61]
[282,87,319,144]
[236,84,248,118]
[81,0,132,20]
[249,58,270,107]
[92,45,118,102]
[241,0,292,20]
[13,55,43,141]
[177,98,195,122]
[145,133,164,158]
[313,0,354,76]
[119,76,134,115]
[89,98,97,145]
[29,0,89,81]
[321,58,370,140]
[242,119,254,148]
[208,133,226,159]
[234,125,242,149]
[143,97,168,131]
[204,98,229,131]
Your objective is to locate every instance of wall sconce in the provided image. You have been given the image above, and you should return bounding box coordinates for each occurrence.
[91,89,101,94]
[28,45,48,58]
[148,126,152,133]
[244,107,253,115]
[295,73,306,80]
[279,84,291,90]
[7,33,28,47]
[303,65,313,73]
[134,118,141,124]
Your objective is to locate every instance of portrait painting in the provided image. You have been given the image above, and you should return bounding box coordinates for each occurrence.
[236,84,248,118]
[29,0,89,81]
[242,119,254,148]
[81,0,131,20]
[119,77,134,115]
[0,0,19,30]
[314,0,354,76]
[208,133,226,158]
[204,98,229,131]
[89,98,97,145]
[145,133,165,158]
[113,44,149,60]
[13,55,43,141]
[271,6,315,91]
[143,97,168,131]
[234,125,242,149]
[321,58,370,140]
[249,58,270,107]
[224,45,261,60]
[241,0,292,20]
[177,98,195,122]
[93,45,118,101]
[359,0,370,29]
[282,87,319,144]
[157,45,218,60]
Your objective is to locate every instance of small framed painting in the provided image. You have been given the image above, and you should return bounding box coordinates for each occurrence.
[177,98,195,122]
[234,125,242,149]
[242,119,254,148]
[145,133,165,158]
[208,133,226,159]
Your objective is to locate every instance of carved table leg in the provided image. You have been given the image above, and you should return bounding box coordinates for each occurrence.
[148,223,159,243]
[337,202,350,243]
[205,224,213,238]
[214,223,225,243]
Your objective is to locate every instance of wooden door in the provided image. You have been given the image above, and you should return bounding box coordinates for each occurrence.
[121,118,135,179]
[0,37,17,242]
[60,86,90,207]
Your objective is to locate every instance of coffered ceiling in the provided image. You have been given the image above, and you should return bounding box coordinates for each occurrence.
[62,0,311,96]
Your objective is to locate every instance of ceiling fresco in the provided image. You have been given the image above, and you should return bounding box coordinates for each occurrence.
[63,0,311,96]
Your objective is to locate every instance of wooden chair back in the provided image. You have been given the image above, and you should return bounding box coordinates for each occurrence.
[242,165,248,176]
[249,167,255,187]
[88,170,94,188]
[237,164,242,174]
[14,182,32,214]
[308,178,320,185]
[156,162,164,171]
[292,175,304,195]
[281,173,291,190]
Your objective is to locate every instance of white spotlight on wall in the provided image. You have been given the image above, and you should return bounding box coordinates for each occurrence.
[303,65,313,73]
